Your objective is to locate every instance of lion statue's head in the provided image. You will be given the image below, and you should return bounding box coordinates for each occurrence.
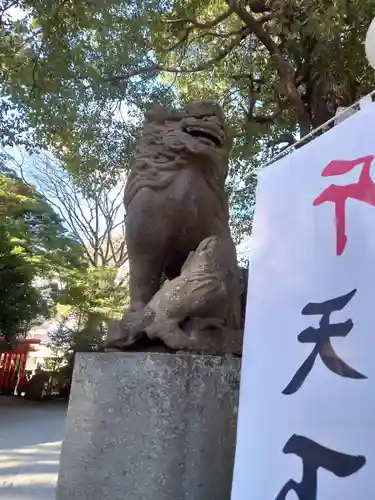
[124,101,232,207]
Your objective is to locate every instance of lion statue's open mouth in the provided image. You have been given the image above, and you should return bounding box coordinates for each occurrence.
[182,121,225,148]
[181,101,228,149]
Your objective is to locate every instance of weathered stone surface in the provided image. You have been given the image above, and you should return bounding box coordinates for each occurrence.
[56,352,240,500]
[113,100,242,353]
[107,236,244,354]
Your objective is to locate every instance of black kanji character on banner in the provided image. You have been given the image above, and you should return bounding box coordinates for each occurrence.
[275,434,366,500]
[283,289,366,395]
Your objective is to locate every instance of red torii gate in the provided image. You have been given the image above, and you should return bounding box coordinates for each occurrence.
[0,338,41,395]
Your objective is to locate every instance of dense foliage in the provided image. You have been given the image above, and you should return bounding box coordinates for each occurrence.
[0,0,175,187]
[0,166,82,342]
[0,161,128,358]
[47,265,129,371]
[2,0,375,238]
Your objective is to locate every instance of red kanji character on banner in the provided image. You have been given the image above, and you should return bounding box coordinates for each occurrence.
[313,155,375,255]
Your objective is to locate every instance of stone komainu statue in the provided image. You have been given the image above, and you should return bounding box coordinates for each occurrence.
[107,101,243,354]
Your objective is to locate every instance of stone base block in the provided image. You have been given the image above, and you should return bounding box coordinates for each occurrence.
[56,352,240,500]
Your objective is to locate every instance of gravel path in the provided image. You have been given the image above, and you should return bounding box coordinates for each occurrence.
[0,398,67,499]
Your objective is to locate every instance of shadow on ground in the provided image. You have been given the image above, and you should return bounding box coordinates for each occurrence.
[0,397,67,500]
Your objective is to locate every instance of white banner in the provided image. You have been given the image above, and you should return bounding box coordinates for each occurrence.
[231,102,375,500]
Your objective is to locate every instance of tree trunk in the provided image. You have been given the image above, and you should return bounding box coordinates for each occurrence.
[298,114,311,138]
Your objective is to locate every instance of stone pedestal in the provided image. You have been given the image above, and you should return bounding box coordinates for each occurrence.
[56,352,240,500]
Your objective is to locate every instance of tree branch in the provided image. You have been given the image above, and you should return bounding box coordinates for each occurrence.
[165,8,232,29]
[194,27,246,38]
[228,0,310,128]
[26,154,126,268]
[257,13,272,23]
[165,25,247,53]
[248,0,271,13]
[105,27,251,82]
[0,1,18,22]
